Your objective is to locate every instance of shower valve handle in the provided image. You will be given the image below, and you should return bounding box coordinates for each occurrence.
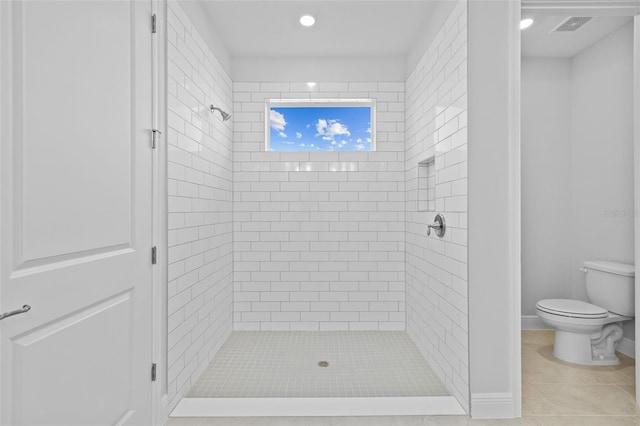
[426,222,440,235]
[426,214,446,237]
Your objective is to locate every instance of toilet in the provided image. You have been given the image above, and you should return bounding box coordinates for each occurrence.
[536,260,635,366]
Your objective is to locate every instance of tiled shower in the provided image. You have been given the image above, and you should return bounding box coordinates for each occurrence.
[233,80,406,332]
[166,0,469,414]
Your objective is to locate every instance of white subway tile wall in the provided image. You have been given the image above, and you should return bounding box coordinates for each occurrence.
[405,0,469,411]
[233,82,406,331]
[167,1,234,411]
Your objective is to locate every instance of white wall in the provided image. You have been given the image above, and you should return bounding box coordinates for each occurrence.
[232,57,405,82]
[405,0,469,411]
[177,0,232,76]
[570,22,635,300]
[468,0,521,418]
[521,58,573,315]
[233,82,406,331]
[521,23,635,343]
[166,0,234,411]
[406,1,457,74]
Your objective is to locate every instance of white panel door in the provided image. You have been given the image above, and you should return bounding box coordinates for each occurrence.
[0,0,154,424]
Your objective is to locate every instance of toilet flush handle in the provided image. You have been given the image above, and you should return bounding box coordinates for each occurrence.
[579,267,588,273]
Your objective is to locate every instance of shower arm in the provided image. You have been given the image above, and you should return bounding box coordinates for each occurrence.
[210,105,231,121]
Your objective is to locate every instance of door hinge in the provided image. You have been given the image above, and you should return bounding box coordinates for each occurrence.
[152,129,161,149]
[151,14,157,34]
[151,246,157,265]
[151,363,157,381]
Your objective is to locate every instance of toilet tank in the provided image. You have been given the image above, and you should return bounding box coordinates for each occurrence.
[584,261,635,316]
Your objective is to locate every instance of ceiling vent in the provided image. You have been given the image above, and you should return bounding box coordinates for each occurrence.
[551,16,594,32]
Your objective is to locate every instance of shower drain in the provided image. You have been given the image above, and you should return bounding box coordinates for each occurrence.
[317,360,329,367]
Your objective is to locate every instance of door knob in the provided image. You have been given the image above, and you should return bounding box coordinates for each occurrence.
[0,305,31,321]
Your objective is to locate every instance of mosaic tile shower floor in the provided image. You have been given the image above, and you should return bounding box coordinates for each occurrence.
[186,331,450,398]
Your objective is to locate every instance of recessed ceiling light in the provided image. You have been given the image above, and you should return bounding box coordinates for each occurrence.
[299,15,316,27]
[520,18,534,30]
[307,82,317,88]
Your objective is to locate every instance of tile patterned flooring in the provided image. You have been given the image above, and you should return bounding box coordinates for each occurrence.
[521,330,637,421]
[186,331,450,398]
[168,330,639,425]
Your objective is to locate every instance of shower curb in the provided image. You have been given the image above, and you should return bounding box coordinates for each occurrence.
[170,396,466,417]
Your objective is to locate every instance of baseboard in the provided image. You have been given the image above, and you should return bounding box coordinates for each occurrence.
[470,393,516,419]
[618,337,636,359]
[521,315,551,330]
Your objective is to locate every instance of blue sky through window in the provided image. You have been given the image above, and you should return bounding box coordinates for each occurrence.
[268,105,373,152]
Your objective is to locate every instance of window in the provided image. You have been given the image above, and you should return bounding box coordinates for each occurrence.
[266,99,376,152]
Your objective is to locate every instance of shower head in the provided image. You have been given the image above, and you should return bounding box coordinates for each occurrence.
[210,105,232,121]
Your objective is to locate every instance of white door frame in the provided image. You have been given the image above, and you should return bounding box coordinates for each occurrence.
[634,12,640,407]
[152,0,169,423]
[519,0,640,409]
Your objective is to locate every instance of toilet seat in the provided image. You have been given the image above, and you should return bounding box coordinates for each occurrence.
[536,299,608,319]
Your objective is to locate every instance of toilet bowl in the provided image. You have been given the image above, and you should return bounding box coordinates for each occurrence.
[536,299,630,365]
[536,261,635,366]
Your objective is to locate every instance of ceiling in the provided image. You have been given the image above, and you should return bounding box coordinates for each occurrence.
[521,14,633,57]
[197,1,436,58]
[195,1,633,61]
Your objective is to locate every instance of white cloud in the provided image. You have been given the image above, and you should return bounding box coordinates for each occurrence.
[326,120,350,138]
[279,132,287,138]
[283,141,294,145]
[316,118,351,145]
[296,132,302,139]
[300,143,306,147]
[270,110,287,131]
[316,119,327,135]
[366,127,371,134]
